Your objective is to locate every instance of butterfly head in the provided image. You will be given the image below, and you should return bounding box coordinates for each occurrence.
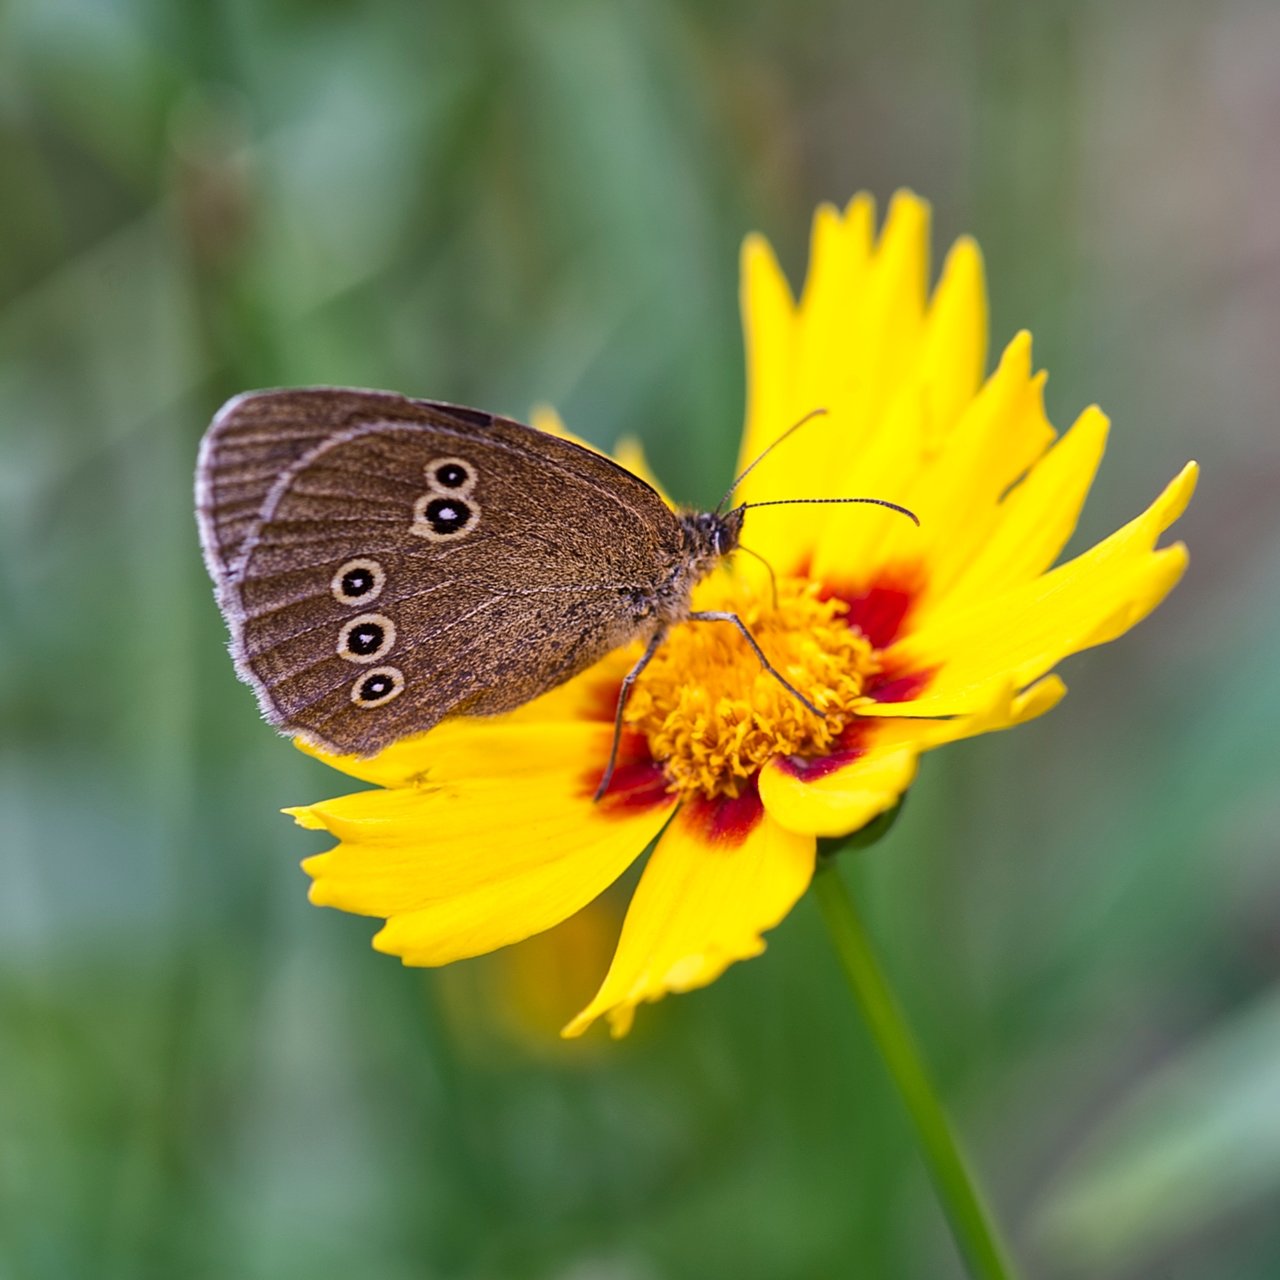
[680,506,746,575]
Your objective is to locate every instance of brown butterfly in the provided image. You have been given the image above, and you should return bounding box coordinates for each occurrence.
[196,388,914,792]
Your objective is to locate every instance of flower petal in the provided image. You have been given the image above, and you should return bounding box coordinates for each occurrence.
[814,330,1054,596]
[737,195,936,572]
[738,195,996,581]
[855,191,931,428]
[872,464,1197,717]
[760,677,1065,836]
[760,744,920,839]
[791,197,876,478]
[295,720,675,965]
[737,229,798,485]
[918,234,989,443]
[563,794,816,1037]
[937,403,1110,606]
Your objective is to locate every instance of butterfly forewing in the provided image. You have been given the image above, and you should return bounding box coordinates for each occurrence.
[198,389,683,756]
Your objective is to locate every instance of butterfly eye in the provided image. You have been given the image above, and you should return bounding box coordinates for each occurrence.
[411,493,480,540]
[425,456,476,495]
[330,558,386,605]
[351,666,404,708]
[337,613,397,663]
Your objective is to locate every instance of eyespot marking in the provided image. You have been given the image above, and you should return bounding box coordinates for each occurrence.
[330,558,385,605]
[352,666,404,708]
[338,613,396,663]
[426,456,476,495]
[411,493,480,540]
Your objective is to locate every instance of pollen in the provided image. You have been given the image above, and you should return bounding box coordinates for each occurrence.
[627,575,877,800]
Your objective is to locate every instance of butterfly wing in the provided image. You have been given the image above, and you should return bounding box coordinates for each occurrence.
[196,388,682,756]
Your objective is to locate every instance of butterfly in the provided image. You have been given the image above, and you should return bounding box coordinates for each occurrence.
[196,388,914,792]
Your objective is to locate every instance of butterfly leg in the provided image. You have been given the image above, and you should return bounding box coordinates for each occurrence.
[687,611,823,717]
[594,627,667,802]
[732,544,780,610]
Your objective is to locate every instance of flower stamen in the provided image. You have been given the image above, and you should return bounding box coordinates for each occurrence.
[627,576,877,800]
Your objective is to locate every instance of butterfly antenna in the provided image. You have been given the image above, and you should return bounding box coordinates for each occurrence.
[716,408,829,513]
[740,496,920,526]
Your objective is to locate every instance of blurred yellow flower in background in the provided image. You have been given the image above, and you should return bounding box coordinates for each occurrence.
[291,191,1195,1038]
[435,894,625,1060]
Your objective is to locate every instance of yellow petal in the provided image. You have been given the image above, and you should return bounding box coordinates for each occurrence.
[298,720,675,965]
[734,197,877,524]
[738,194,992,581]
[791,198,875,481]
[919,235,989,444]
[735,193,935,572]
[737,231,797,482]
[760,677,1065,836]
[858,191,931,429]
[563,798,816,1037]
[760,744,919,838]
[873,465,1197,717]
[814,330,1054,592]
[906,332,1055,596]
[940,404,1110,606]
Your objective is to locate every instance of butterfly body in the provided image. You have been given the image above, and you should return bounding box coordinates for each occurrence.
[196,388,744,757]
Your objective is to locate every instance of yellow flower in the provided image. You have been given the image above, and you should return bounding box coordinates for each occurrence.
[289,191,1196,1038]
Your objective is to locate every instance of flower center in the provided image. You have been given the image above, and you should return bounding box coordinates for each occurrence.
[626,575,877,800]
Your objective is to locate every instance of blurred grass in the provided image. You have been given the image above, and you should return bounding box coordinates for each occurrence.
[2,1,1277,1277]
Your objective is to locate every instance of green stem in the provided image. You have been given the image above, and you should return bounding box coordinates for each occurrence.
[813,860,1020,1280]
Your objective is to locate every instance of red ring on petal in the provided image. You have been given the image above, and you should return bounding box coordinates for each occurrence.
[865,662,938,703]
[776,721,872,782]
[681,779,765,848]
[584,731,674,817]
[814,564,924,649]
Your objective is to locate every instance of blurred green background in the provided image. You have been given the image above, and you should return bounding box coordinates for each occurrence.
[2,1,1276,1277]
